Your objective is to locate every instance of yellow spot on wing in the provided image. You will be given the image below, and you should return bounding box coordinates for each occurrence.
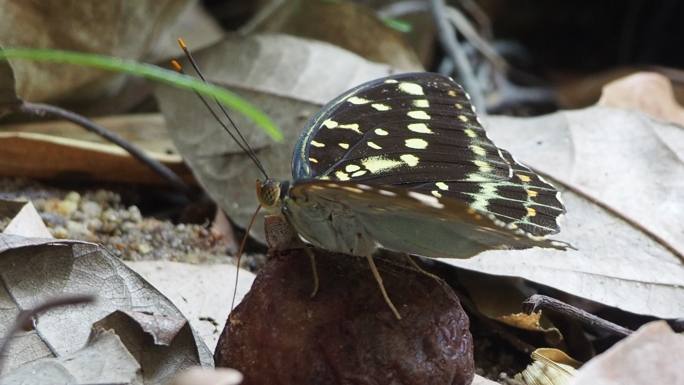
[367,141,382,150]
[448,90,457,96]
[335,171,350,181]
[407,110,431,120]
[371,103,391,111]
[517,174,532,182]
[469,145,486,156]
[374,128,389,136]
[474,160,492,172]
[361,156,404,173]
[455,103,463,109]
[407,123,433,134]
[464,129,477,138]
[311,140,325,148]
[405,138,428,149]
[527,189,538,197]
[435,182,449,190]
[398,82,424,95]
[458,115,469,122]
[413,99,429,108]
[347,96,370,104]
[309,157,318,163]
[400,154,419,166]
[527,207,537,217]
[323,119,338,128]
[338,123,362,134]
[338,142,350,149]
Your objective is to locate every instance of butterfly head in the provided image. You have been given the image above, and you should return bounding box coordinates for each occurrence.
[256,178,283,208]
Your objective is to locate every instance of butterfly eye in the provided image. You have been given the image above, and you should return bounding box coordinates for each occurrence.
[256,179,281,208]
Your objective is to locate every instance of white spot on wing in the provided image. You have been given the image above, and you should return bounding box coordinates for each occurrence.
[398,82,424,95]
[379,189,396,196]
[405,138,428,149]
[338,142,350,149]
[335,171,350,181]
[371,103,391,111]
[384,79,399,84]
[413,99,429,108]
[407,123,433,134]
[309,157,318,163]
[435,182,449,191]
[407,110,431,120]
[345,164,360,172]
[338,123,362,134]
[311,140,325,148]
[408,191,444,209]
[351,170,367,177]
[367,141,382,150]
[323,119,338,129]
[400,154,419,166]
[361,156,403,173]
[374,128,389,136]
[347,96,370,105]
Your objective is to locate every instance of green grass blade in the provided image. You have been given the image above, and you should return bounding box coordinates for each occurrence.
[0,48,283,142]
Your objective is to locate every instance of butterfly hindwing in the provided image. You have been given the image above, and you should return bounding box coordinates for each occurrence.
[283,181,568,259]
[292,72,565,239]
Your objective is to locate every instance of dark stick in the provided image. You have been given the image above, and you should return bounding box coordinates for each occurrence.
[429,0,487,113]
[16,102,192,195]
[0,294,96,375]
[523,294,633,337]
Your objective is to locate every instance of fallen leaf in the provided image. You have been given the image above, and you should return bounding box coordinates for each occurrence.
[570,321,684,385]
[0,0,192,103]
[442,106,684,319]
[0,114,194,185]
[516,348,579,385]
[0,234,212,378]
[249,0,424,71]
[155,33,397,241]
[0,199,52,238]
[1,329,140,385]
[598,72,684,127]
[126,260,256,351]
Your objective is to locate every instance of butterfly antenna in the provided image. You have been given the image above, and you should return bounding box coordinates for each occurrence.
[176,38,268,177]
[230,204,262,312]
[170,59,268,178]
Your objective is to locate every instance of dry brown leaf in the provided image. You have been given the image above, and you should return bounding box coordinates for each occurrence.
[0,234,213,379]
[570,321,684,385]
[0,114,194,185]
[442,107,684,319]
[249,0,424,71]
[0,0,191,103]
[598,72,684,126]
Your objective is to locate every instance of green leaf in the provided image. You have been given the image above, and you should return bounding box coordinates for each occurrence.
[0,48,283,142]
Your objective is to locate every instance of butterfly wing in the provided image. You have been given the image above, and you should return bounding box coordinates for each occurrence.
[283,181,568,259]
[292,72,565,239]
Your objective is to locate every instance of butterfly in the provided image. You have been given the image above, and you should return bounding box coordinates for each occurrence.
[252,72,569,318]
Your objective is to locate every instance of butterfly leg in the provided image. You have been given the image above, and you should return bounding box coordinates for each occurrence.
[304,247,320,298]
[405,254,442,283]
[365,254,402,320]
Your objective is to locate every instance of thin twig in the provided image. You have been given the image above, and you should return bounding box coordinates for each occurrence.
[0,294,96,375]
[429,0,487,113]
[16,102,192,195]
[523,294,633,337]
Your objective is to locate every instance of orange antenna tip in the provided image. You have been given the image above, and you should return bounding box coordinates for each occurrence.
[177,37,187,49]
[170,59,183,72]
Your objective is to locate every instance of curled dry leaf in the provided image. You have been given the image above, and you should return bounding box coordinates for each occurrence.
[155,33,397,242]
[0,233,212,381]
[0,114,193,185]
[598,72,684,127]
[0,0,192,103]
[0,199,51,238]
[571,321,684,385]
[515,348,580,385]
[443,106,684,319]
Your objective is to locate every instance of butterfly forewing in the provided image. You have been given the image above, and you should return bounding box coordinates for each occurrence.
[292,72,565,239]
